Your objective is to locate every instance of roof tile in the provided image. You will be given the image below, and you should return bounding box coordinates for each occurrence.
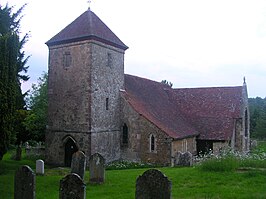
[46,9,128,50]
[124,74,244,140]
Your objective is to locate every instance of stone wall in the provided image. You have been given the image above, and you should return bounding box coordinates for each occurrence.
[171,137,196,155]
[47,41,92,132]
[241,83,250,152]
[121,96,172,166]
[213,141,228,154]
[89,41,125,162]
[46,40,125,164]
[45,131,91,166]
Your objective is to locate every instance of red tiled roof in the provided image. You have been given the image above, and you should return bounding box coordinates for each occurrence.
[124,74,244,140]
[46,9,128,50]
[124,74,199,139]
[173,87,243,140]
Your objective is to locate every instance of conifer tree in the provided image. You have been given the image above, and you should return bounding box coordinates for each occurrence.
[0,4,29,159]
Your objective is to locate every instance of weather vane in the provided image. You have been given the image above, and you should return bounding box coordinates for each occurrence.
[88,0,92,10]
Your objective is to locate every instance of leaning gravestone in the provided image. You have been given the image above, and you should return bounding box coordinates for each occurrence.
[89,153,105,184]
[14,165,36,199]
[175,151,193,167]
[71,151,86,180]
[136,169,172,199]
[59,173,86,199]
[36,159,44,175]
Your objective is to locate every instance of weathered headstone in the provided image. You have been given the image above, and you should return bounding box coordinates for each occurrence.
[59,173,86,199]
[136,169,172,199]
[15,145,22,161]
[71,151,86,179]
[175,151,193,167]
[14,165,36,199]
[89,153,105,184]
[36,159,44,175]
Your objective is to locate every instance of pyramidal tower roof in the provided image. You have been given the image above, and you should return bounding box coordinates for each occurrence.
[46,9,128,50]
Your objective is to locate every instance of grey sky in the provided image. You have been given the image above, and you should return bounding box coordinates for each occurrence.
[2,0,266,97]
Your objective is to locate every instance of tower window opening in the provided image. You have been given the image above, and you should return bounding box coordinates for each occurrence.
[107,53,112,67]
[106,98,109,110]
[63,52,72,68]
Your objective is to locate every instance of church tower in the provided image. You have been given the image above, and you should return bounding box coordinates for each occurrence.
[45,9,128,166]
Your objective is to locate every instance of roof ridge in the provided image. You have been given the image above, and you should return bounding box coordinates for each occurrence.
[46,10,128,50]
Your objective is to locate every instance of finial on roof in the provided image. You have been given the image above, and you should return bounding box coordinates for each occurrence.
[87,0,92,10]
[243,76,246,84]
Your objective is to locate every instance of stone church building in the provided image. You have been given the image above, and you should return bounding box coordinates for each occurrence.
[45,9,250,166]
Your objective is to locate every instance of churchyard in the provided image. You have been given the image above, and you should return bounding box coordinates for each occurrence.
[0,142,266,198]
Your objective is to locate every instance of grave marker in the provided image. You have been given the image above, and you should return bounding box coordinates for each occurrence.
[59,173,86,199]
[89,153,105,184]
[71,151,86,179]
[136,169,172,199]
[36,159,44,175]
[175,151,193,167]
[14,165,36,199]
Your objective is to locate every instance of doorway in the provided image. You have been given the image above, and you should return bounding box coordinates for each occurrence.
[64,138,78,167]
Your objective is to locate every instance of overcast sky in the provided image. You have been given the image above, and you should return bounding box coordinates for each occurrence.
[2,0,266,97]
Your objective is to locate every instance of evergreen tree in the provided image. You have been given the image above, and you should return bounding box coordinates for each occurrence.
[0,4,29,159]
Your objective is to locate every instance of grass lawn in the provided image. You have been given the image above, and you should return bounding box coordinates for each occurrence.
[0,143,266,199]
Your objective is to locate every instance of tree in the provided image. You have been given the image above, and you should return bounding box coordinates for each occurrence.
[0,4,29,159]
[161,80,173,88]
[249,97,266,139]
[24,72,48,142]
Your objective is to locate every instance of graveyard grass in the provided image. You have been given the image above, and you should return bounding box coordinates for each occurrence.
[0,143,266,198]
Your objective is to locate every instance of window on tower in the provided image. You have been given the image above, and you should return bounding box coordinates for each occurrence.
[106,98,109,110]
[63,51,72,68]
[107,53,112,67]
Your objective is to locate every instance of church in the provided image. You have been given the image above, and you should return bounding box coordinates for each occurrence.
[45,8,250,167]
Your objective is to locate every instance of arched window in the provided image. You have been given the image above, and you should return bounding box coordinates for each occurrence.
[122,124,128,144]
[150,134,156,152]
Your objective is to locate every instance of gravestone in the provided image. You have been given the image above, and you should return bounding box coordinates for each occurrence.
[71,151,86,179]
[89,153,105,184]
[15,145,22,161]
[175,151,193,167]
[136,169,171,199]
[59,173,86,199]
[14,165,36,199]
[36,159,44,175]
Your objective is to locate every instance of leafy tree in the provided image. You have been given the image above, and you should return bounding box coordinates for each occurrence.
[0,4,29,159]
[161,80,173,88]
[249,97,266,139]
[24,72,48,142]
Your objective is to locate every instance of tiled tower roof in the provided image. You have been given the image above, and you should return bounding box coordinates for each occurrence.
[46,9,128,50]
